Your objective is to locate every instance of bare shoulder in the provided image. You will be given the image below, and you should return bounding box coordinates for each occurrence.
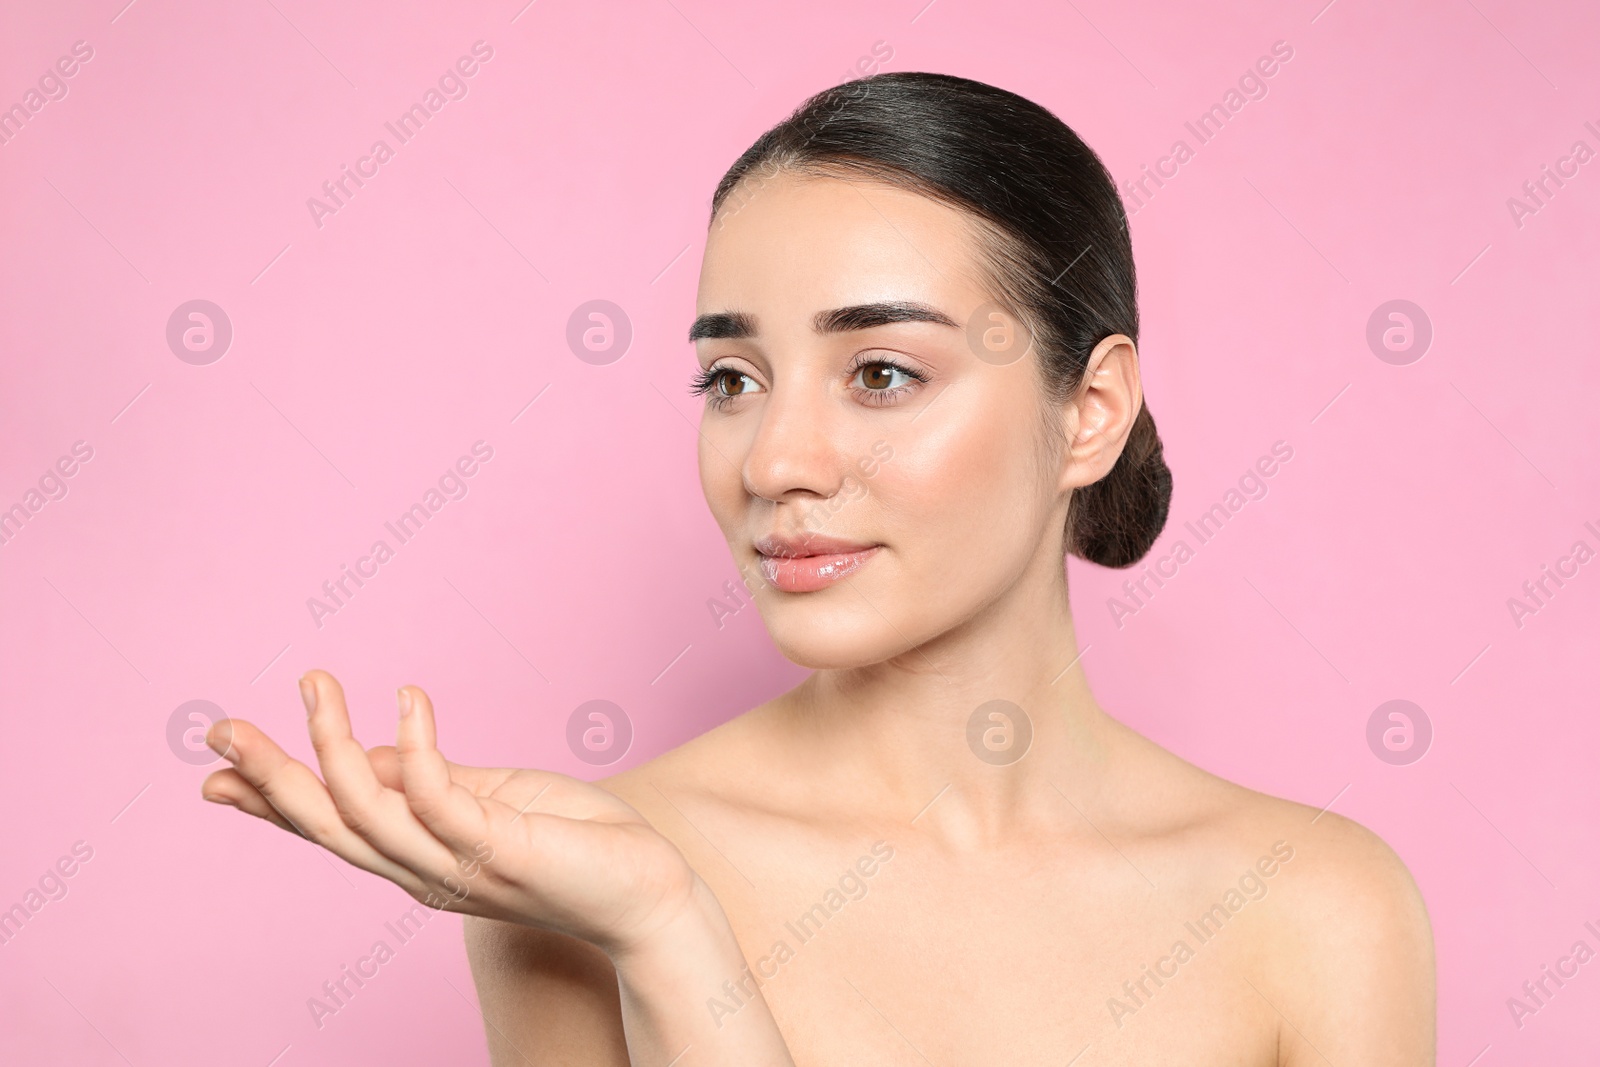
[1227,787,1435,979]
[1128,730,1436,1064]
[1113,722,1431,943]
[1209,775,1435,978]
[1245,794,1436,1065]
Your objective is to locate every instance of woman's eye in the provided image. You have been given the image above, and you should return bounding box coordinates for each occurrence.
[716,370,760,397]
[851,363,928,404]
[695,360,923,407]
[690,364,766,407]
[854,362,916,391]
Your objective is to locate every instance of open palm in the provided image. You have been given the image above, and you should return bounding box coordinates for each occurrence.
[201,670,700,956]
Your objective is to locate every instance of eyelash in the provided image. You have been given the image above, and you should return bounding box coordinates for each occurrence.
[689,356,930,410]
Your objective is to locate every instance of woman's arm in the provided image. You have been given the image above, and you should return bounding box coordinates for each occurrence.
[200,670,795,1067]
[464,888,796,1067]
[464,919,631,1066]
[611,880,795,1067]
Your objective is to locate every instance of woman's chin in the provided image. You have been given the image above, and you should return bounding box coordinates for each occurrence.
[763,614,927,671]
[777,645,880,671]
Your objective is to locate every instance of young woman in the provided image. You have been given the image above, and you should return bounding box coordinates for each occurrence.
[201,72,1435,1065]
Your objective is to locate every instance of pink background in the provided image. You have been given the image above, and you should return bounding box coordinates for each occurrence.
[2,0,1597,1062]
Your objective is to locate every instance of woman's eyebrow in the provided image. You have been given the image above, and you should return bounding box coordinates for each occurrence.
[815,301,960,334]
[687,301,959,343]
[687,310,756,342]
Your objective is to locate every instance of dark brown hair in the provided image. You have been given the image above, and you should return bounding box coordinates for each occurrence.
[708,71,1172,569]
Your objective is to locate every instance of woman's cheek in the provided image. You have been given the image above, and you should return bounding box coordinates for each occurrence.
[871,450,981,572]
[896,404,1013,507]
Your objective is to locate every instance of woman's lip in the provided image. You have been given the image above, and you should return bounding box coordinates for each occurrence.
[753,533,877,559]
[757,546,880,593]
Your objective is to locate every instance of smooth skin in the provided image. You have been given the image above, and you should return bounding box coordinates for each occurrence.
[203,170,1435,1065]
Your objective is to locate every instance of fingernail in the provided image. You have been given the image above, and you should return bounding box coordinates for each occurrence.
[397,687,413,718]
[300,676,317,717]
[206,722,234,758]
[203,794,237,807]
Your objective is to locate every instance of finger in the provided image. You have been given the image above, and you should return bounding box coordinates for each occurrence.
[207,716,424,891]
[368,745,403,791]
[201,768,302,835]
[301,670,458,873]
[396,686,491,853]
[370,743,520,799]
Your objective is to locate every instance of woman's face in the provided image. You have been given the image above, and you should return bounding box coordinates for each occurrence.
[692,169,1075,670]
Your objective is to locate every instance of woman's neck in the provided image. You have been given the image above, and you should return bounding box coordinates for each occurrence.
[771,552,1115,849]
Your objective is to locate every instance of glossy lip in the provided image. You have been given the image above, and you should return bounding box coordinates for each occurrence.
[754,533,876,558]
[753,533,881,593]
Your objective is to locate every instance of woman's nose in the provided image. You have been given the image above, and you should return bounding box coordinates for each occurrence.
[740,381,849,505]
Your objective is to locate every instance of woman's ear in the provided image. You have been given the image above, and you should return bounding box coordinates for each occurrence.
[1058,334,1142,493]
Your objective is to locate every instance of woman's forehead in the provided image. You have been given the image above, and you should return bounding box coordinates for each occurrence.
[697,173,991,319]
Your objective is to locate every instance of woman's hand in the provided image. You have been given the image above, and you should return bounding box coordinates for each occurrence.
[199,669,700,958]
[204,670,798,1065]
